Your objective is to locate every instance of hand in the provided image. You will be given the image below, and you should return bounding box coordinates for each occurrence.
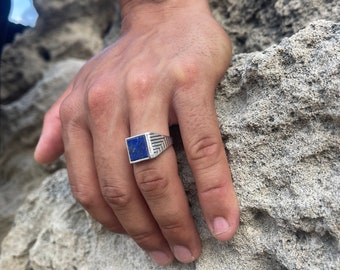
[34,0,239,265]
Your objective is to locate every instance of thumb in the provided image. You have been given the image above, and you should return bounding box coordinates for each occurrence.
[34,110,63,164]
[34,86,72,163]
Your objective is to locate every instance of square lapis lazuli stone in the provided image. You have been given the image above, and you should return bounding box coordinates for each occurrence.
[126,135,149,162]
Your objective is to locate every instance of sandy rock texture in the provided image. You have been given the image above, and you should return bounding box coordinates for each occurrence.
[0,0,339,269]
[0,0,114,102]
[0,59,85,241]
[209,0,339,54]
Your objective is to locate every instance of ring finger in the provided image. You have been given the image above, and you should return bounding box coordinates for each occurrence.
[88,95,174,265]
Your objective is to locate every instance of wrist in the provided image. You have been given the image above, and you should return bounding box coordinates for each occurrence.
[119,0,211,32]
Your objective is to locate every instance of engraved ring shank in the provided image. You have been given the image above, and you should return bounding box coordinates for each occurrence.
[125,132,173,164]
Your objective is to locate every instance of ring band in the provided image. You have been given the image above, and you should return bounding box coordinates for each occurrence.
[125,132,173,164]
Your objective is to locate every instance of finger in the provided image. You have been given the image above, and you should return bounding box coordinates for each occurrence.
[134,149,201,263]
[174,85,240,242]
[85,84,174,265]
[60,93,125,233]
[34,84,73,163]
[128,89,201,263]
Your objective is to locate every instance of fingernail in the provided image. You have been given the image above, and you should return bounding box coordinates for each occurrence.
[149,251,172,265]
[213,217,229,236]
[173,245,194,263]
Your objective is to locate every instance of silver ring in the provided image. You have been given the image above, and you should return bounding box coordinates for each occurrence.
[125,132,173,164]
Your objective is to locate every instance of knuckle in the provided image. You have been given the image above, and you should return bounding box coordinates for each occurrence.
[199,178,228,199]
[187,136,223,169]
[126,69,153,100]
[86,83,122,127]
[135,168,169,199]
[101,183,132,209]
[59,97,75,124]
[129,229,155,247]
[70,184,96,209]
[106,224,125,234]
[59,95,84,131]
[171,59,200,87]
[160,218,185,234]
[86,84,111,115]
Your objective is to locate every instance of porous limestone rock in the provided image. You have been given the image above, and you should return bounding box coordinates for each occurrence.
[212,19,340,270]
[209,0,339,54]
[0,0,115,102]
[0,59,85,242]
[1,20,339,270]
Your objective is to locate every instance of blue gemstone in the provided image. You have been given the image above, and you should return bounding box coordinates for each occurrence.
[126,135,149,162]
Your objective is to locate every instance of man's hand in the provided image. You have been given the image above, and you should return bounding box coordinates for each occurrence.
[34,0,239,265]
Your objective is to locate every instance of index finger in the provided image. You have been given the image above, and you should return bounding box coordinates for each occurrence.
[174,85,239,241]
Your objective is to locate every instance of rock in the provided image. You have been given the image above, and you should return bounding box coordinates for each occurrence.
[0,0,115,102]
[1,20,339,269]
[0,59,85,242]
[1,58,85,145]
[213,19,340,270]
[209,0,339,54]
[0,170,193,270]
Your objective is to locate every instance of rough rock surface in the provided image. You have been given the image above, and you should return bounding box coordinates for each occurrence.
[0,0,114,102]
[1,18,339,269]
[209,0,339,54]
[0,59,85,241]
